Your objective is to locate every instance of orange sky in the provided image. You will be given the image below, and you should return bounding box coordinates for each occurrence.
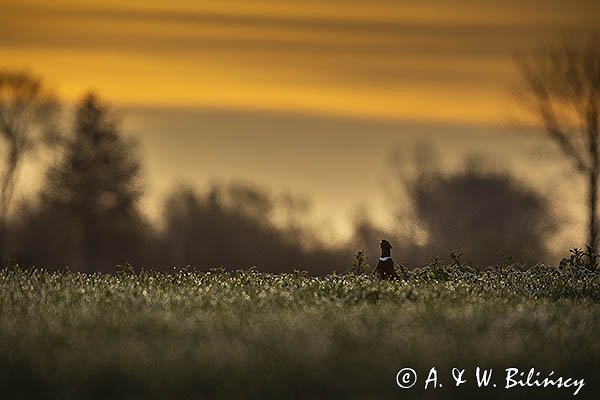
[1,0,599,247]
[2,0,597,123]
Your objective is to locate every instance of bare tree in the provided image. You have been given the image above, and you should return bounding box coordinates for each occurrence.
[517,38,600,251]
[0,70,59,262]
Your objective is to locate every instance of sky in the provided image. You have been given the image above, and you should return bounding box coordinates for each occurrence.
[0,0,599,246]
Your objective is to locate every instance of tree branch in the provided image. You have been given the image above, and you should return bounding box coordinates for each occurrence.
[539,100,589,173]
[517,53,590,173]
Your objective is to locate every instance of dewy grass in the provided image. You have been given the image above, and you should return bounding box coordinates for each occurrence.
[0,265,599,399]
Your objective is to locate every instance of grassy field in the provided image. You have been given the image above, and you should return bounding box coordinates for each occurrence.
[1,264,599,399]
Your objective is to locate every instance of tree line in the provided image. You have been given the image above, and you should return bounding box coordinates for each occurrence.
[0,38,597,272]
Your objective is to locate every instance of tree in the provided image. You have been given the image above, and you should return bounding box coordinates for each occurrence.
[410,162,557,265]
[388,147,559,266]
[42,93,143,270]
[0,70,59,262]
[517,38,600,251]
[160,183,346,274]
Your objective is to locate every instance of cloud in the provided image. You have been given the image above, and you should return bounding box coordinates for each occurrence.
[1,2,597,55]
[0,0,596,122]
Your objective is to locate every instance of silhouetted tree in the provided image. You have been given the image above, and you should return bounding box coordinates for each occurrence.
[160,183,347,274]
[0,70,59,262]
[41,93,144,270]
[517,38,600,251]
[387,148,559,266]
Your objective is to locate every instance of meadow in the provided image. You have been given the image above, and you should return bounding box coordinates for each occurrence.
[1,262,599,399]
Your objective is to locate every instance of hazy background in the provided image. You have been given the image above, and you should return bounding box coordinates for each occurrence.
[1,0,599,270]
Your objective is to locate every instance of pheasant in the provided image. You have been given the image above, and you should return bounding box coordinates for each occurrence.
[371,239,399,280]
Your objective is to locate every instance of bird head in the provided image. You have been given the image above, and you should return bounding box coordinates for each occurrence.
[380,239,393,250]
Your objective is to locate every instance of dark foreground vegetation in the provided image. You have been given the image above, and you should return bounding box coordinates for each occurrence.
[1,263,599,399]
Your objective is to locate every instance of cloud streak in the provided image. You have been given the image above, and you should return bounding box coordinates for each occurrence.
[0,0,597,121]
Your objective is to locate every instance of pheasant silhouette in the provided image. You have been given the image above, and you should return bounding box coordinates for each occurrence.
[371,239,399,280]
